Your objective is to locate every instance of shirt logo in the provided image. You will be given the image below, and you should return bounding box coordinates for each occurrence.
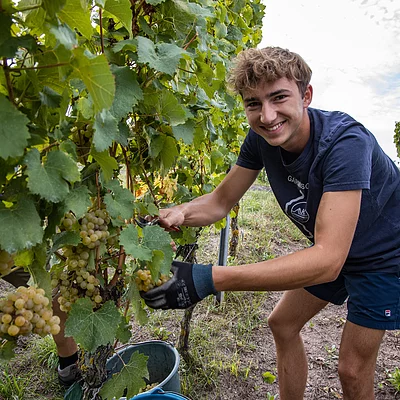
[290,202,310,223]
[385,309,391,317]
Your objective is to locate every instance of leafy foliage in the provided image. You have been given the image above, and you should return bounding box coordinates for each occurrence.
[0,0,265,397]
[394,121,400,158]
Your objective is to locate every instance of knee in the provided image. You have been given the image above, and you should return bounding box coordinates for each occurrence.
[338,359,361,384]
[267,311,302,342]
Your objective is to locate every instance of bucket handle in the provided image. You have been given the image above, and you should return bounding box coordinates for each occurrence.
[147,388,192,399]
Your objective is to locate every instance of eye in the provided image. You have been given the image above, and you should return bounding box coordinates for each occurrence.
[245,101,260,109]
[274,95,287,101]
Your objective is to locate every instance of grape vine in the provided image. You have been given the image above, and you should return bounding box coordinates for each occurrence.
[0,0,265,398]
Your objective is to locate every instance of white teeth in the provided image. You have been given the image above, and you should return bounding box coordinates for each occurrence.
[266,122,283,131]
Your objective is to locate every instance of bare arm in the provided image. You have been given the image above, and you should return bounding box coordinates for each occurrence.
[212,190,362,291]
[158,165,260,229]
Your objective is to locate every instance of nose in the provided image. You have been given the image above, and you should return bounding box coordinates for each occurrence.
[260,103,277,125]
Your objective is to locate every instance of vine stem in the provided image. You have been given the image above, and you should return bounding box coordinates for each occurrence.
[95,171,101,274]
[2,58,16,105]
[108,246,125,288]
[6,62,69,71]
[121,146,134,192]
[183,33,198,50]
[130,0,146,36]
[138,144,159,207]
[140,165,158,208]
[99,8,105,54]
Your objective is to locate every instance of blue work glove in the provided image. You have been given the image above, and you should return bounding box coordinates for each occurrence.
[140,260,217,309]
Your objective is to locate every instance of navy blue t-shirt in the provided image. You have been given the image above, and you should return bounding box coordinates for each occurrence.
[236,107,400,272]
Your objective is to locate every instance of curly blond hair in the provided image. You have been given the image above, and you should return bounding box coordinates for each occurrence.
[228,47,312,97]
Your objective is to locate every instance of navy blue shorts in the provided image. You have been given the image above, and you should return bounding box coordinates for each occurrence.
[2,269,30,288]
[305,270,400,330]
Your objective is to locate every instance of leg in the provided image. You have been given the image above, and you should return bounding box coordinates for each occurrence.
[52,293,80,387]
[338,321,384,400]
[52,293,78,357]
[268,288,329,400]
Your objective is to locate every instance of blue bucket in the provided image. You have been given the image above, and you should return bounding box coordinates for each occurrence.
[133,388,190,399]
[107,340,181,397]
[64,341,181,400]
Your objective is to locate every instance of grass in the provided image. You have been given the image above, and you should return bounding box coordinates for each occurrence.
[0,368,29,400]
[0,335,63,400]
[388,367,400,393]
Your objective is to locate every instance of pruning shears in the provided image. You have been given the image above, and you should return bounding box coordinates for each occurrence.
[135,216,181,232]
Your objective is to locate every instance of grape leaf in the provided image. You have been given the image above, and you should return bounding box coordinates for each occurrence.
[72,48,115,113]
[65,298,120,352]
[99,351,149,400]
[93,109,119,152]
[110,66,143,120]
[49,22,78,50]
[23,243,52,298]
[14,249,34,267]
[143,89,188,126]
[39,86,63,108]
[124,276,148,325]
[91,149,118,182]
[172,120,195,144]
[41,0,66,18]
[147,249,164,281]
[137,36,187,76]
[145,0,166,4]
[64,382,83,400]
[0,94,30,160]
[115,314,131,344]
[142,225,174,275]
[104,0,132,35]
[149,133,165,159]
[58,0,93,39]
[0,197,43,253]
[119,224,153,261]
[103,180,135,220]
[174,0,214,18]
[51,231,81,252]
[24,149,80,203]
[0,340,17,361]
[159,136,179,173]
[61,185,91,218]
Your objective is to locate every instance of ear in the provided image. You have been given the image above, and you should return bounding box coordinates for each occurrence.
[303,84,313,107]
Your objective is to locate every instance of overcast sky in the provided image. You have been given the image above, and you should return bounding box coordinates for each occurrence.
[260,0,400,162]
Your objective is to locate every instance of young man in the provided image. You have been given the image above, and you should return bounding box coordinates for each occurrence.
[142,47,400,400]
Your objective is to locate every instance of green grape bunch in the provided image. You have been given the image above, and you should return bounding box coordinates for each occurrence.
[0,286,60,338]
[79,209,111,249]
[134,268,171,292]
[52,244,103,313]
[70,124,93,164]
[0,250,15,277]
[60,209,111,249]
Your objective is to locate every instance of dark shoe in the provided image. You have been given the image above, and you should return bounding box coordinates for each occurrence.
[57,363,81,388]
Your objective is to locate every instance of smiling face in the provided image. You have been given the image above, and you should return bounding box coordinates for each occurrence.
[243,77,313,153]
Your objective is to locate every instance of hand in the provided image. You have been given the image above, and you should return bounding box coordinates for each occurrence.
[158,208,185,232]
[140,260,217,309]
